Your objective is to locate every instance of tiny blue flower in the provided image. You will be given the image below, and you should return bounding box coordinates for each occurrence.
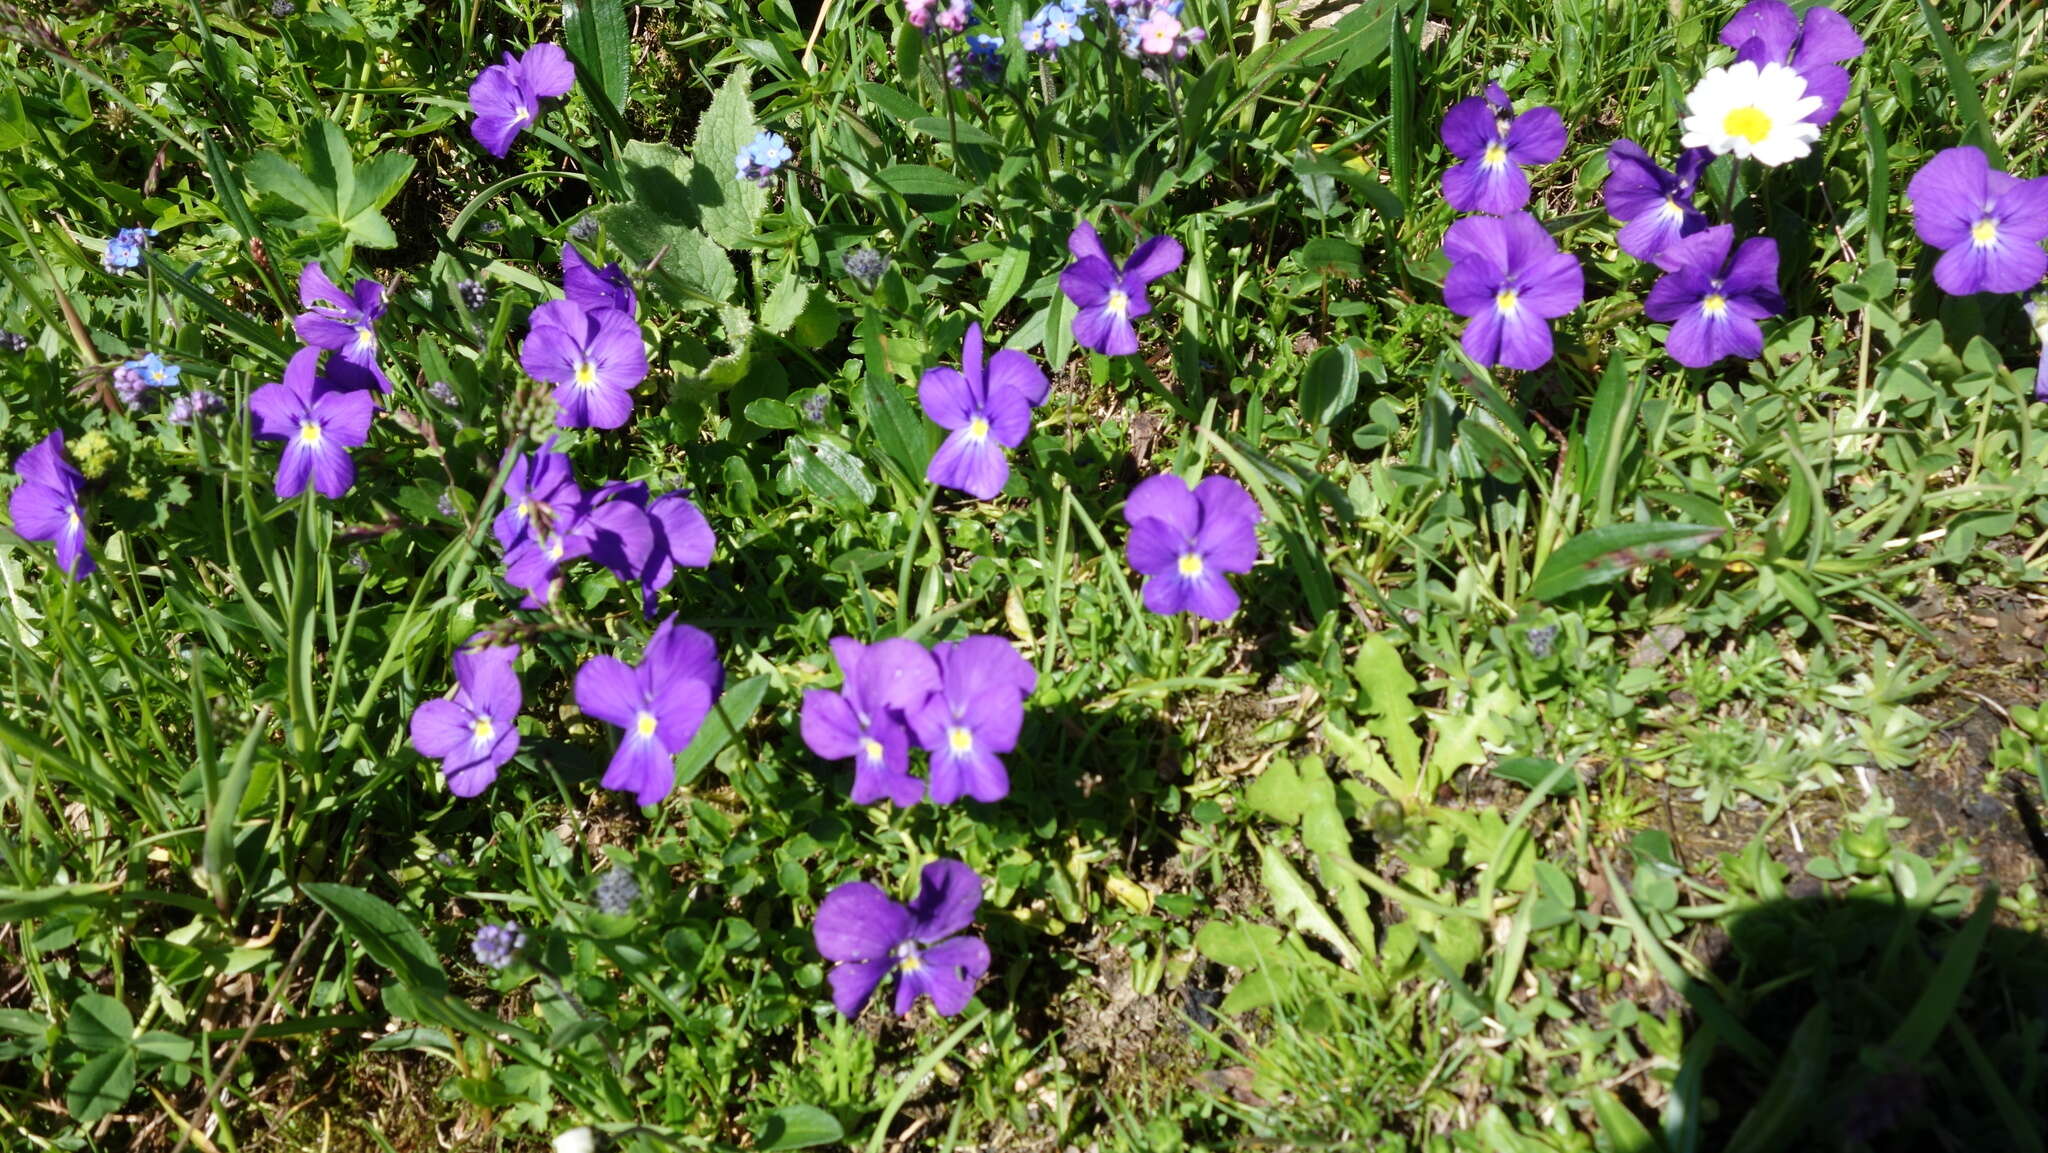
[131,352,180,389]
[101,227,158,273]
[472,921,527,969]
[736,131,794,188]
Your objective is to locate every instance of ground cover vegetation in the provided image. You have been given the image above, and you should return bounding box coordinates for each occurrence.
[2,0,2047,1148]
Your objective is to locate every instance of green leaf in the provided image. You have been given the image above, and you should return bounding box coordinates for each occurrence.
[66,1049,135,1124]
[619,139,699,218]
[564,0,631,112]
[1527,522,1724,603]
[1259,838,1360,968]
[872,164,973,200]
[1301,342,1359,427]
[241,120,408,249]
[600,205,738,308]
[1244,758,1308,825]
[1297,237,1363,279]
[784,440,877,512]
[756,1104,846,1151]
[761,275,812,335]
[981,246,1029,324]
[0,882,117,922]
[1492,756,1583,797]
[65,994,133,1053]
[692,67,768,249]
[857,313,932,486]
[673,674,773,788]
[302,882,449,996]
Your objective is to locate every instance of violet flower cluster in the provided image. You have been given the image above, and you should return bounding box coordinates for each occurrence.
[801,634,1036,807]
[1600,1,1861,368]
[468,43,576,158]
[1436,84,1581,370]
[1015,0,1204,62]
[918,322,1050,500]
[493,437,714,614]
[520,244,649,429]
[1122,473,1262,620]
[1059,221,1184,357]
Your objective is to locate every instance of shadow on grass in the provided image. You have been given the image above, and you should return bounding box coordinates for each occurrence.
[1645,891,2048,1152]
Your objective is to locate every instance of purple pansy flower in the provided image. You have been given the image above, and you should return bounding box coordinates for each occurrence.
[468,43,577,158]
[294,263,391,392]
[813,859,991,1018]
[1440,83,1568,216]
[8,431,95,580]
[409,639,523,797]
[908,636,1037,805]
[494,438,585,551]
[1123,474,1262,621]
[1719,0,1864,125]
[248,347,379,500]
[1603,141,1712,269]
[502,527,593,608]
[800,638,941,807]
[562,243,637,318]
[1905,147,2048,297]
[520,299,649,429]
[919,323,1047,501]
[1644,225,1784,368]
[639,491,715,616]
[1059,222,1185,356]
[1441,211,1584,371]
[573,616,724,807]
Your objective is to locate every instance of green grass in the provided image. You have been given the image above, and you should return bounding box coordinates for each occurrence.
[1,0,2047,1149]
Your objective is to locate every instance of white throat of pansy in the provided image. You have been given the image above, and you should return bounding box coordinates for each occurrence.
[1701,288,1729,318]
[1661,196,1687,221]
[1106,289,1130,318]
[298,419,323,446]
[1178,552,1205,579]
[352,326,376,353]
[965,415,990,443]
[1482,141,1508,169]
[861,736,885,763]
[470,714,496,746]
[573,361,599,390]
[634,711,658,740]
[1494,287,1520,315]
[947,726,973,755]
[1972,217,1999,248]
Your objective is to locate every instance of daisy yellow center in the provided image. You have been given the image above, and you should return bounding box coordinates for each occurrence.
[470,715,496,743]
[947,726,973,753]
[1701,293,1729,317]
[1106,289,1130,318]
[1178,552,1204,578]
[1972,217,1999,247]
[1722,106,1772,145]
[1482,142,1508,168]
[573,361,598,388]
[635,712,658,738]
[967,416,990,441]
[1495,288,1520,313]
[298,420,323,445]
[862,737,884,762]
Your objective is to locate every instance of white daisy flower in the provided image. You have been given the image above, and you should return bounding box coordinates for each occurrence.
[1678,60,1823,167]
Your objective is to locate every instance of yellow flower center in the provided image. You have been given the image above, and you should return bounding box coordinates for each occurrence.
[1178,553,1204,578]
[635,712,658,738]
[967,416,990,441]
[862,737,884,762]
[545,536,565,560]
[1482,142,1508,168]
[1106,289,1130,318]
[1972,218,1999,247]
[1495,288,1520,313]
[1661,197,1687,220]
[573,361,598,388]
[898,953,924,972]
[352,327,376,353]
[1722,106,1772,145]
[298,420,323,445]
[470,715,496,743]
[1701,293,1729,317]
[947,726,973,753]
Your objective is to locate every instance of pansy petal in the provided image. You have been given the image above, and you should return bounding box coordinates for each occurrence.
[1122,234,1185,285]
[600,735,675,808]
[519,42,578,98]
[1122,472,1199,532]
[927,431,1011,500]
[918,366,975,429]
[827,960,894,1018]
[1438,95,1499,159]
[1066,220,1111,265]
[1180,569,1242,621]
[1905,147,1989,249]
[1793,6,1864,67]
[907,859,984,942]
[987,349,1050,407]
[574,655,643,727]
[1504,105,1566,165]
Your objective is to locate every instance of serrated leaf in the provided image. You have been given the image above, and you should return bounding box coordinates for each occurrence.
[1527,522,1723,602]
[762,276,811,335]
[1258,839,1360,968]
[692,67,767,249]
[302,882,448,996]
